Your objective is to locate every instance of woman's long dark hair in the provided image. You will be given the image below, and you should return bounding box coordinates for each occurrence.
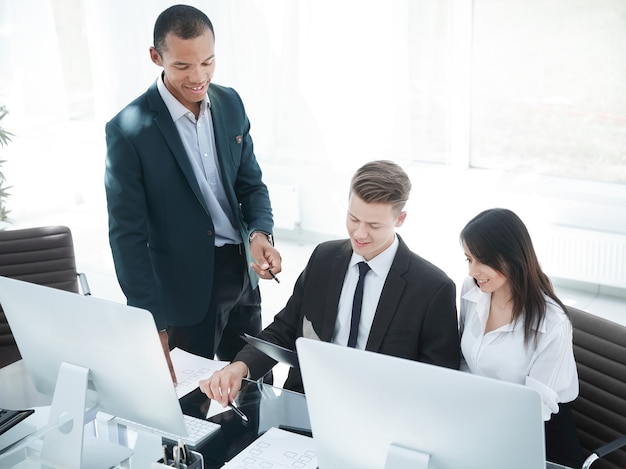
[460,208,567,345]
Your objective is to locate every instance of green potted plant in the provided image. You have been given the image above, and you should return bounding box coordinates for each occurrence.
[0,105,14,223]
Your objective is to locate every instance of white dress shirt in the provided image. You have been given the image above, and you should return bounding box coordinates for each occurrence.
[332,236,399,349]
[459,276,579,421]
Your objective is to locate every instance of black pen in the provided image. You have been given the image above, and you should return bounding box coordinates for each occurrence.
[230,401,249,423]
[267,268,280,283]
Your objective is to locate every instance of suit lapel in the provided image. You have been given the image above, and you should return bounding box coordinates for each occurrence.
[365,237,410,351]
[206,87,239,216]
[147,83,210,215]
[317,242,352,342]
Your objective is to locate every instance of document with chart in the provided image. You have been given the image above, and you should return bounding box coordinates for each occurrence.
[170,347,228,398]
[223,426,318,469]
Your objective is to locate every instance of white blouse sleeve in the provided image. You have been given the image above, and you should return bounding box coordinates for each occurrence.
[524,317,579,421]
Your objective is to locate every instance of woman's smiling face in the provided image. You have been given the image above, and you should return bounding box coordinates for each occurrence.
[463,242,510,295]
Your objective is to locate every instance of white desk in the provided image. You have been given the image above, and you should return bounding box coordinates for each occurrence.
[1,360,574,469]
[0,361,166,468]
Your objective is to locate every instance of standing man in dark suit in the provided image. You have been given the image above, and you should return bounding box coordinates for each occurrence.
[201,160,460,404]
[105,5,281,382]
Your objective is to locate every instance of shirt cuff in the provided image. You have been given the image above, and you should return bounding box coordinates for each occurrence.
[525,375,559,421]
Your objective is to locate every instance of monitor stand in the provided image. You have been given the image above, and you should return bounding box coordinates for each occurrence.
[385,443,431,469]
[35,362,133,468]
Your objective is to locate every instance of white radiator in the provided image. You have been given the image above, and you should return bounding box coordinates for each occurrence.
[539,225,626,289]
[267,183,300,231]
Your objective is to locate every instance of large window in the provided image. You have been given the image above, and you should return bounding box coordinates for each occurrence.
[407,0,451,165]
[5,0,624,183]
[470,0,626,183]
[0,0,624,306]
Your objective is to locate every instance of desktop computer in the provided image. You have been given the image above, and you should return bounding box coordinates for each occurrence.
[297,337,546,469]
[0,276,205,468]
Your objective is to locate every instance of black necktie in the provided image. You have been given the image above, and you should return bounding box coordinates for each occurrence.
[347,261,371,348]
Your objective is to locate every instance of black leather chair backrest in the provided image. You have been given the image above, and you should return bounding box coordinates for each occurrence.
[568,306,626,469]
[0,225,80,368]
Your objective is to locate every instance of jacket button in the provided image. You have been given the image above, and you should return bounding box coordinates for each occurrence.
[206,230,213,236]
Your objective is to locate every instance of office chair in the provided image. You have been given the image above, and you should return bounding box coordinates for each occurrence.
[0,225,90,368]
[582,436,626,468]
[568,306,626,469]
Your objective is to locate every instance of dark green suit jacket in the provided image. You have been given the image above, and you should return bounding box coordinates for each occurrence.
[105,81,273,330]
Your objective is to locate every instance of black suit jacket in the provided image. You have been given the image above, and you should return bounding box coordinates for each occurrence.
[236,236,460,393]
[105,81,273,329]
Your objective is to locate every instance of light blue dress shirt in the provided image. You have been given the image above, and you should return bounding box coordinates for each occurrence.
[157,76,241,246]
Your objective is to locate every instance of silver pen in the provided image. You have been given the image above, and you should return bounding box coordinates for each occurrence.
[230,400,249,423]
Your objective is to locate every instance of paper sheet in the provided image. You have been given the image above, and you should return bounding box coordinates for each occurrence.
[222,426,318,468]
[170,347,229,399]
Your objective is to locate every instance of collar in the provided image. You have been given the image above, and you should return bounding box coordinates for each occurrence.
[348,235,399,279]
[462,283,522,333]
[156,74,211,121]
[462,281,549,334]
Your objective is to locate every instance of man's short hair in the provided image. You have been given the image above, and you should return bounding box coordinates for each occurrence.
[350,160,411,213]
[153,4,214,55]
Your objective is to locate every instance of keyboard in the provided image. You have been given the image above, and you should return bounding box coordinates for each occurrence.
[0,408,35,436]
[113,414,221,449]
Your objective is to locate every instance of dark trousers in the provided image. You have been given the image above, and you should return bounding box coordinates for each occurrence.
[545,402,584,469]
[168,244,263,362]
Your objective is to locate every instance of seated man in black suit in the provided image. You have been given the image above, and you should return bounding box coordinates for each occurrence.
[200,160,460,406]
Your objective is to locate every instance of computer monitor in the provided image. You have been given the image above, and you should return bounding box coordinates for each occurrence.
[0,276,187,467]
[296,337,546,469]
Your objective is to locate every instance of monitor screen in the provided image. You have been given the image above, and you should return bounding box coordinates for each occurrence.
[0,276,187,437]
[296,337,546,469]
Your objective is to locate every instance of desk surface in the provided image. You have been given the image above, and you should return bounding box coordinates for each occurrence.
[0,360,571,469]
[180,378,311,468]
[0,360,311,469]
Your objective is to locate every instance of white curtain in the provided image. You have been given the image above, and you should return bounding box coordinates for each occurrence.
[82,0,413,166]
[0,0,432,238]
[0,0,68,119]
[84,0,416,235]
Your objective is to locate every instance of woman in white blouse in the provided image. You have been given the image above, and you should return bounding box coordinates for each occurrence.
[459,208,582,469]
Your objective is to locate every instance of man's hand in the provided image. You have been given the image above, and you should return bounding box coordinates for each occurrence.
[159,330,177,385]
[249,232,282,280]
[199,361,249,407]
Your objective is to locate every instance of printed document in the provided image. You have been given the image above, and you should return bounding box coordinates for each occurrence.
[222,426,318,468]
[170,347,228,398]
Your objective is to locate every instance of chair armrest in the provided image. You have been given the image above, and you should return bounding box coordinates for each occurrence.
[77,273,91,296]
[582,435,626,468]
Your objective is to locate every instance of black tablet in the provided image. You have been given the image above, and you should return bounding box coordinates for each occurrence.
[241,334,299,368]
